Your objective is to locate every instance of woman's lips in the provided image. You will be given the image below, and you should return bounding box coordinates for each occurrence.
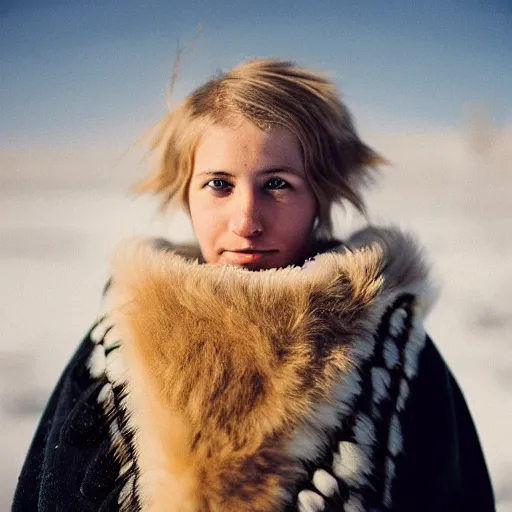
[221,250,277,265]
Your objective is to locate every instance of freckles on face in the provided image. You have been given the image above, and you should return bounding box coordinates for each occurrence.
[188,119,318,270]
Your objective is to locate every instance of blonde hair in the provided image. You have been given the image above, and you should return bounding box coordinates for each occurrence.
[136,59,385,237]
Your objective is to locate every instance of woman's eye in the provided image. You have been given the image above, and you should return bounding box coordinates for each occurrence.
[207,179,230,191]
[266,177,289,190]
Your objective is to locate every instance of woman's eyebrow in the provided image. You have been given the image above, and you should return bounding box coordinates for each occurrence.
[194,167,303,178]
[194,170,233,178]
[259,167,303,177]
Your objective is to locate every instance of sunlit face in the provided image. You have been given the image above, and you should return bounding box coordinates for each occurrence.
[188,118,317,270]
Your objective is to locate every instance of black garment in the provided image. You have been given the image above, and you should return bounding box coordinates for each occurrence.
[394,338,495,511]
[13,233,495,510]
[13,330,494,511]
[13,332,123,512]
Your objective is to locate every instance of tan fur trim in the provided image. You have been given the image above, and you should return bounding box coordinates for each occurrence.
[106,227,434,511]
[346,226,438,317]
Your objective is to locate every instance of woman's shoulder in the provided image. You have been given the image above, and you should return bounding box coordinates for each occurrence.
[393,336,495,510]
[13,319,124,511]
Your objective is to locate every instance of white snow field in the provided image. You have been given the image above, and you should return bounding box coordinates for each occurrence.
[1,128,510,509]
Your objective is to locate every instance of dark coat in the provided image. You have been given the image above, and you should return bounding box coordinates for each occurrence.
[13,234,495,511]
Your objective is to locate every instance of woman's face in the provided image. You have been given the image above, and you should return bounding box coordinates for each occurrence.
[188,118,317,270]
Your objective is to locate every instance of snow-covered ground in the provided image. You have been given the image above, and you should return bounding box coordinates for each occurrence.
[1,129,510,509]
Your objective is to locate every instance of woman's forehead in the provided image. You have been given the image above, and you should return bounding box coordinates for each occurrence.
[192,119,305,177]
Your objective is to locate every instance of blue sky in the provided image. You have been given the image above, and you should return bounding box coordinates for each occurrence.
[1,0,510,145]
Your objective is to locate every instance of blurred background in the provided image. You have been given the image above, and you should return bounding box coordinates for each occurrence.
[1,0,511,508]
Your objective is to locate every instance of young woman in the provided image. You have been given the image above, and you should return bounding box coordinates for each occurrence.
[14,59,494,511]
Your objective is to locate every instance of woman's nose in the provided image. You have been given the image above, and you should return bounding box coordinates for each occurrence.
[229,190,264,238]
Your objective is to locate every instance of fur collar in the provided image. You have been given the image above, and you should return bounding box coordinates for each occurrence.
[90,226,436,511]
